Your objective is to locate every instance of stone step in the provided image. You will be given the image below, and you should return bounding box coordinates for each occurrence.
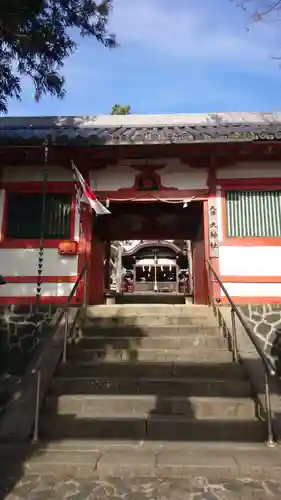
[44,394,257,420]
[79,325,220,337]
[83,315,218,328]
[3,442,280,479]
[57,360,246,380]
[86,304,214,317]
[65,347,231,363]
[50,376,251,398]
[39,414,265,442]
[75,334,226,351]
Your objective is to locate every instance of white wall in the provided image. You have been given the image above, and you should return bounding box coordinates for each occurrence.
[0,249,78,277]
[0,282,74,297]
[90,158,208,192]
[219,246,281,277]
[216,162,281,179]
[221,283,281,298]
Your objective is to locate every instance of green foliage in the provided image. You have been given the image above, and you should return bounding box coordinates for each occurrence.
[111,104,131,115]
[0,0,116,113]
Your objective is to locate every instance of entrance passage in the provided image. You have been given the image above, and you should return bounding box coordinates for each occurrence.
[90,201,208,305]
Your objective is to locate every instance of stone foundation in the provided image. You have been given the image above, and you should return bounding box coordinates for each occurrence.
[239,304,281,372]
[0,304,58,376]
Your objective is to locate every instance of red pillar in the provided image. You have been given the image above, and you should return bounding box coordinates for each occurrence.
[88,234,105,305]
[192,202,208,305]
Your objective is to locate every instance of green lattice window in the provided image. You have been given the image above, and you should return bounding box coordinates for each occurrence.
[226,190,281,237]
[6,193,72,239]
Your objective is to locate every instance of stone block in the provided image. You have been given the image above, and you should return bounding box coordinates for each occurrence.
[233,448,281,478]
[97,449,156,477]
[156,449,239,477]
[25,450,101,477]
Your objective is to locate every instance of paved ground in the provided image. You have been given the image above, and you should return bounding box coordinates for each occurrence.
[2,474,281,499]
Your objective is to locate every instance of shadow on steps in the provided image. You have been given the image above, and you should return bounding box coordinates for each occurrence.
[40,356,269,445]
[39,414,266,443]
[115,293,187,305]
[39,313,272,446]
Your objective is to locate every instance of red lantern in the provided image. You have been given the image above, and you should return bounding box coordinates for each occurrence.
[58,240,78,255]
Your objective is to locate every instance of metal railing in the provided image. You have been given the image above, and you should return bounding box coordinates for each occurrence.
[206,259,276,447]
[32,262,88,442]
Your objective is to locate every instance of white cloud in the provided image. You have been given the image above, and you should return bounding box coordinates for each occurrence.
[109,0,279,73]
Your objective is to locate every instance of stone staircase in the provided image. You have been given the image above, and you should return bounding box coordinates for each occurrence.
[39,304,266,446]
[1,305,280,483]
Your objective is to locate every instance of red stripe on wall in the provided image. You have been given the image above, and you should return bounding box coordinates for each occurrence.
[4,276,78,283]
[0,239,71,249]
[0,182,76,192]
[220,238,281,247]
[220,276,281,283]
[219,296,281,305]
[216,178,281,188]
[0,296,82,305]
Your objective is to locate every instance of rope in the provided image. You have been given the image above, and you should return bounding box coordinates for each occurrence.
[104,194,199,205]
[35,144,48,328]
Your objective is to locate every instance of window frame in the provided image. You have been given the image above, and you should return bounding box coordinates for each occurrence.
[220,179,281,246]
[1,182,76,249]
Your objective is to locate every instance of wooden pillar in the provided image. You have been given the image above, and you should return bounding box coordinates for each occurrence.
[133,261,136,292]
[192,201,208,305]
[104,240,111,292]
[88,233,105,305]
[77,204,93,305]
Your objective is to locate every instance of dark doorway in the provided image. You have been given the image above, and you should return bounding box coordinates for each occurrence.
[95,201,203,241]
[90,200,208,305]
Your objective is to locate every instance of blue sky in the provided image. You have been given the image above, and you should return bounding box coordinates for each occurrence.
[7,0,281,116]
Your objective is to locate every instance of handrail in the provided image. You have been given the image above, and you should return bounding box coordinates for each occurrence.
[206,259,276,447]
[206,260,275,377]
[32,261,88,442]
[64,261,88,311]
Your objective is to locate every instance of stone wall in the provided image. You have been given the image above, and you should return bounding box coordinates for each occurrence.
[0,304,58,376]
[239,304,281,373]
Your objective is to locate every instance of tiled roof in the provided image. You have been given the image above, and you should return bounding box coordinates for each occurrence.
[122,240,181,256]
[1,112,281,145]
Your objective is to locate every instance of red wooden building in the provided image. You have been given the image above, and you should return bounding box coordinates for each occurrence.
[1,112,281,306]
